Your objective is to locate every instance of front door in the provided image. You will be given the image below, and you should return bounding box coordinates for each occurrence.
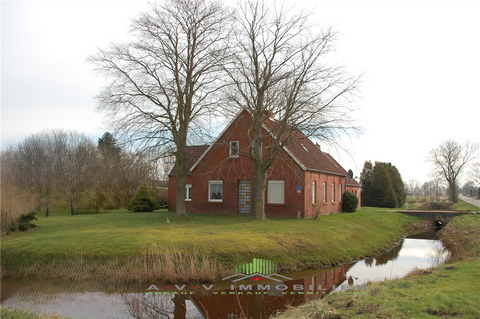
[238,180,251,214]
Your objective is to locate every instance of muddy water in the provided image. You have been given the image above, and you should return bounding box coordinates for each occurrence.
[1,232,449,319]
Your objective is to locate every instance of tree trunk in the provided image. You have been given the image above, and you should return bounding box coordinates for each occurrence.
[447,178,458,203]
[173,294,187,319]
[175,129,188,217]
[70,196,75,215]
[45,193,50,217]
[251,161,268,220]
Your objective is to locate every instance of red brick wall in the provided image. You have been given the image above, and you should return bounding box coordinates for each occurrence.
[189,112,305,218]
[304,171,346,218]
[168,111,357,218]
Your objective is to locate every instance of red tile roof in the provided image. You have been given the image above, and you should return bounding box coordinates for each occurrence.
[324,153,361,187]
[263,115,347,177]
[168,145,210,176]
[172,111,357,184]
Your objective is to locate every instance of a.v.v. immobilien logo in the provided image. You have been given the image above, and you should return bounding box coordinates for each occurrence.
[222,258,292,282]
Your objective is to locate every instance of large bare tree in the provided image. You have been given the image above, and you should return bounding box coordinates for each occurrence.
[88,0,231,217]
[427,140,480,202]
[469,162,480,187]
[223,1,360,220]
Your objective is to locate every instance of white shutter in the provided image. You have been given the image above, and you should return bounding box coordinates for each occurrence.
[268,180,285,204]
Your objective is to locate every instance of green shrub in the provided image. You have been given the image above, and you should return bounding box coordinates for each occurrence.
[19,211,38,223]
[16,211,38,231]
[18,223,29,232]
[127,183,160,212]
[360,161,405,208]
[342,191,359,212]
[9,225,16,232]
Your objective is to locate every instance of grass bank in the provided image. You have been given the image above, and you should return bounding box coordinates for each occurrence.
[0,307,69,319]
[1,207,420,282]
[274,210,480,318]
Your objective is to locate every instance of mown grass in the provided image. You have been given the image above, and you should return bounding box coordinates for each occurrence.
[1,207,420,282]
[0,307,70,319]
[274,205,480,319]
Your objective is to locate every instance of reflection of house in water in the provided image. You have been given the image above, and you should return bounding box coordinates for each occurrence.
[2,266,352,319]
[374,241,404,266]
[189,265,352,319]
[362,240,405,268]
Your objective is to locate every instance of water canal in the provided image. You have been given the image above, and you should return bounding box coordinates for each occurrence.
[1,231,449,318]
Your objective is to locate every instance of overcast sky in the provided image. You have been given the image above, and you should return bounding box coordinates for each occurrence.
[2,0,479,185]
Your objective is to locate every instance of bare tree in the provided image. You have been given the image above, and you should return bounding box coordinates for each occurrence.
[88,0,231,217]
[469,162,480,186]
[64,133,99,215]
[223,1,360,220]
[468,162,480,199]
[406,179,421,196]
[427,140,480,202]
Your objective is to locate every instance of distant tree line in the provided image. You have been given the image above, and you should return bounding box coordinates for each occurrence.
[405,179,447,199]
[360,161,406,208]
[1,130,159,226]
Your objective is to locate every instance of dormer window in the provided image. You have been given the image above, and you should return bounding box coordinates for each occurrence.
[230,141,239,157]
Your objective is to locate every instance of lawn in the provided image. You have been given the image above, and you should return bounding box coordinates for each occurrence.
[1,207,421,282]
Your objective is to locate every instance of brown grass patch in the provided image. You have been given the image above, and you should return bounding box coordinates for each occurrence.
[4,245,229,283]
[1,186,37,230]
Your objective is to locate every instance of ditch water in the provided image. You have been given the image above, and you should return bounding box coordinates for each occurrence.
[1,231,449,319]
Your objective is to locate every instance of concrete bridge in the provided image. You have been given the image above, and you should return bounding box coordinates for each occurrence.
[396,195,480,220]
[394,210,471,220]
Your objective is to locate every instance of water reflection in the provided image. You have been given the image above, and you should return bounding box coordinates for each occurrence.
[344,232,449,287]
[1,232,449,319]
[185,265,351,319]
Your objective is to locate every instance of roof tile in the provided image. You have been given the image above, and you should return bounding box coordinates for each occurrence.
[168,145,210,176]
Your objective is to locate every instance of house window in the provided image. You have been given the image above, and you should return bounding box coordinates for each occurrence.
[268,180,285,204]
[323,182,327,203]
[339,183,342,202]
[185,184,192,201]
[209,180,223,202]
[312,181,316,204]
[229,141,239,157]
[332,183,335,203]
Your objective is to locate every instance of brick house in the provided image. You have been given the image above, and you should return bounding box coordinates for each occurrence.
[168,110,361,218]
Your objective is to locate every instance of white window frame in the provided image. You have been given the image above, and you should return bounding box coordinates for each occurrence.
[323,182,327,203]
[332,183,335,203]
[208,180,223,202]
[268,180,285,204]
[185,184,192,201]
[339,183,342,202]
[229,141,239,157]
[312,181,316,204]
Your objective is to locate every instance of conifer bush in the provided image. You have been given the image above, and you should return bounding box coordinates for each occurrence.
[342,191,359,212]
[18,211,38,231]
[128,183,160,212]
